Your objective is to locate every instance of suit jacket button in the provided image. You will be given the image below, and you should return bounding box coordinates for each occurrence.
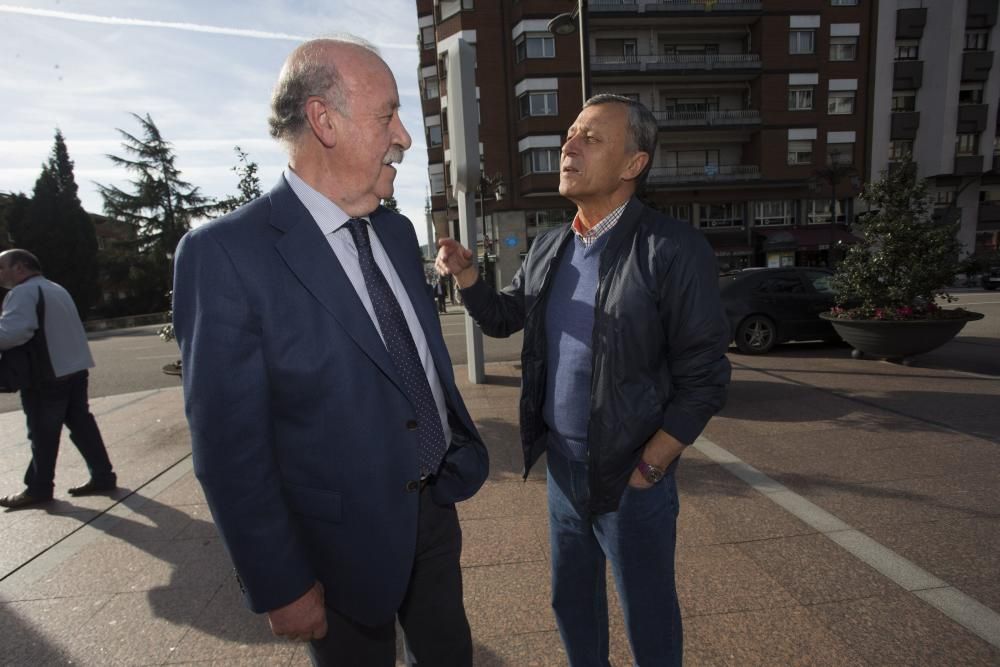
[406,420,418,430]
[405,480,419,492]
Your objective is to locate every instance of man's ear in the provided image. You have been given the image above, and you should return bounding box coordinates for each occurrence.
[622,151,650,182]
[304,97,337,149]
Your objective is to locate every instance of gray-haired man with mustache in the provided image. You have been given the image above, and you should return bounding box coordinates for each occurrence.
[172,37,488,666]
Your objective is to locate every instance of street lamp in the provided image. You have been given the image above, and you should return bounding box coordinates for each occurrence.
[547,0,590,104]
[478,173,505,289]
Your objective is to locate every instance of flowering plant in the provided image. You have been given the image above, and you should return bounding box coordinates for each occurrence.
[829,158,966,321]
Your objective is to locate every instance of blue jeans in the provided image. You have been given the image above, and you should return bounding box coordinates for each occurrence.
[547,447,682,667]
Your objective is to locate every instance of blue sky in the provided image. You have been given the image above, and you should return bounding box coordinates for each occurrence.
[0,1,433,243]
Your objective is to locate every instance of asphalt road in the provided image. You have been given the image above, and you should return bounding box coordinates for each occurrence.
[0,289,993,415]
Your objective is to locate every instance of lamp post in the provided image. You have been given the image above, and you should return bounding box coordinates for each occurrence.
[478,173,505,289]
[547,0,590,104]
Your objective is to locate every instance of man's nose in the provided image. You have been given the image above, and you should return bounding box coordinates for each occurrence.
[395,115,412,151]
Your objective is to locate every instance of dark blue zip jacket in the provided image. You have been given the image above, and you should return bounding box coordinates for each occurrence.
[461,196,731,513]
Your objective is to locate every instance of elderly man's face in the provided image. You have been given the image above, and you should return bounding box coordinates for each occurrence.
[559,103,641,206]
[330,51,412,216]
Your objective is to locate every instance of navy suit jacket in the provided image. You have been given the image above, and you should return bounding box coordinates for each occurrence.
[173,177,488,626]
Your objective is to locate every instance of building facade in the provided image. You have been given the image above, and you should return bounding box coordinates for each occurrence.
[416,0,875,278]
[870,0,1000,257]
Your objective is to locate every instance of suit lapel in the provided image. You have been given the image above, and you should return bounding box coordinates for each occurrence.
[268,180,406,393]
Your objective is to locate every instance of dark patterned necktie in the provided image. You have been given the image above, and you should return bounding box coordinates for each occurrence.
[346,217,447,476]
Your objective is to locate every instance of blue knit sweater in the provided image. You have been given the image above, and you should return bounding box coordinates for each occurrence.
[543,232,611,462]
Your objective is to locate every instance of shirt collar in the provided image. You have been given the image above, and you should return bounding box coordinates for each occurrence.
[571,200,628,247]
[283,166,362,235]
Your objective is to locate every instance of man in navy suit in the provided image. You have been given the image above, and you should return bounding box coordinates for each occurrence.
[172,37,488,666]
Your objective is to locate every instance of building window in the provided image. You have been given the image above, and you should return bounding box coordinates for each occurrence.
[521,148,560,174]
[699,203,744,228]
[428,124,442,147]
[889,140,913,161]
[429,170,445,195]
[965,30,989,51]
[831,0,858,5]
[423,75,439,100]
[788,140,814,165]
[828,143,854,166]
[789,30,816,55]
[519,91,558,118]
[892,90,916,111]
[515,34,555,62]
[807,199,848,224]
[895,41,919,60]
[829,36,858,61]
[754,201,797,226]
[959,86,984,105]
[663,204,691,223]
[956,134,979,156]
[827,90,856,115]
[421,26,435,50]
[788,86,814,111]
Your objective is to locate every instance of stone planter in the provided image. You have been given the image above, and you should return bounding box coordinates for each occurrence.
[819,311,984,362]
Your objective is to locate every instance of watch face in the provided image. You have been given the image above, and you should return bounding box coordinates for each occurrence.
[640,460,664,484]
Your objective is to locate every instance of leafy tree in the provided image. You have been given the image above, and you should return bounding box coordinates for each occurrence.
[16,130,99,314]
[97,113,213,311]
[830,158,964,320]
[381,195,401,213]
[0,193,30,252]
[215,146,264,214]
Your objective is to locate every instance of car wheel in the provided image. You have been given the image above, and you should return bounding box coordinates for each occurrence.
[735,315,777,354]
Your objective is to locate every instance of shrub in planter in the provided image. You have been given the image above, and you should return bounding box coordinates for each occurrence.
[828,158,972,321]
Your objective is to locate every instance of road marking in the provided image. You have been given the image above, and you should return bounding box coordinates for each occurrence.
[693,436,1000,650]
[135,354,185,360]
[952,300,1000,306]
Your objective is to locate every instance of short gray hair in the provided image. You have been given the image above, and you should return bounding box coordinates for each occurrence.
[268,36,379,144]
[583,93,658,191]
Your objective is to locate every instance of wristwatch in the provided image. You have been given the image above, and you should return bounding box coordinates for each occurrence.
[636,459,665,484]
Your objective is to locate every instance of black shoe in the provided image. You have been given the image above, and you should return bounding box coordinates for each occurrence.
[0,490,52,509]
[68,476,117,496]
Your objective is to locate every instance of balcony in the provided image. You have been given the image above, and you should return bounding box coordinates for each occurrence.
[895,8,927,39]
[954,155,984,176]
[962,51,993,81]
[893,60,923,89]
[647,164,761,185]
[957,104,989,133]
[591,53,761,74]
[979,202,1000,224]
[589,0,762,11]
[653,109,760,128]
[968,0,999,29]
[889,111,920,140]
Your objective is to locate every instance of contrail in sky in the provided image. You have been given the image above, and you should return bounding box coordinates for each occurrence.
[0,4,417,50]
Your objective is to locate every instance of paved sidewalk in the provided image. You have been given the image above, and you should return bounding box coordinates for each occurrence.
[1,345,999,665]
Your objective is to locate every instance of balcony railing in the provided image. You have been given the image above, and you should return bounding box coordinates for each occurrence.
[653,109,761,127]
[647,164,761,184]
[591,53,761,72]
[590,0,762,12]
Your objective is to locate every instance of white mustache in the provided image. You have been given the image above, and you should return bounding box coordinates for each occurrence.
[383,146,405,165]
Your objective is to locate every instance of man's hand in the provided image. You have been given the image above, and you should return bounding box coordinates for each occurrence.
[436,238,479,289]
[628,430,685,489]
[267,581,328,642]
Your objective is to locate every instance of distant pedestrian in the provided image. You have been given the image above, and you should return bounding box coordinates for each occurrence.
[435,279,448,314]
[0,249,116,509]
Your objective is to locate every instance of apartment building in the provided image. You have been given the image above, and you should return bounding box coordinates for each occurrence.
[870,0,1000,257]
[416,0,874,276]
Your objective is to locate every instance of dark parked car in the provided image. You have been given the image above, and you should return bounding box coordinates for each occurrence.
[719,267,839,354]
[983,266,1000,291]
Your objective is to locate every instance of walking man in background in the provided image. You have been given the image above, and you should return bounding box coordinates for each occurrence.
[0,249,116,509]
[437,94,731,665]
[173,37,487,666]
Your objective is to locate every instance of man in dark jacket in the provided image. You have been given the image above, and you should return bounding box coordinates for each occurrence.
[436,94,731,666]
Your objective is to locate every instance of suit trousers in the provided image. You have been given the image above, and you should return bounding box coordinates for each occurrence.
[307,482,472,666]
[20,370,114,498]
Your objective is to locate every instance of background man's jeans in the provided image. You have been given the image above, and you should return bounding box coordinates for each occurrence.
[546,447,682,667]
[20,370,114,497]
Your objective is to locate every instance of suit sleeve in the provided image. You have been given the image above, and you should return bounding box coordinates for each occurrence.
[173,227,315,613]
[658,232,732,445]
